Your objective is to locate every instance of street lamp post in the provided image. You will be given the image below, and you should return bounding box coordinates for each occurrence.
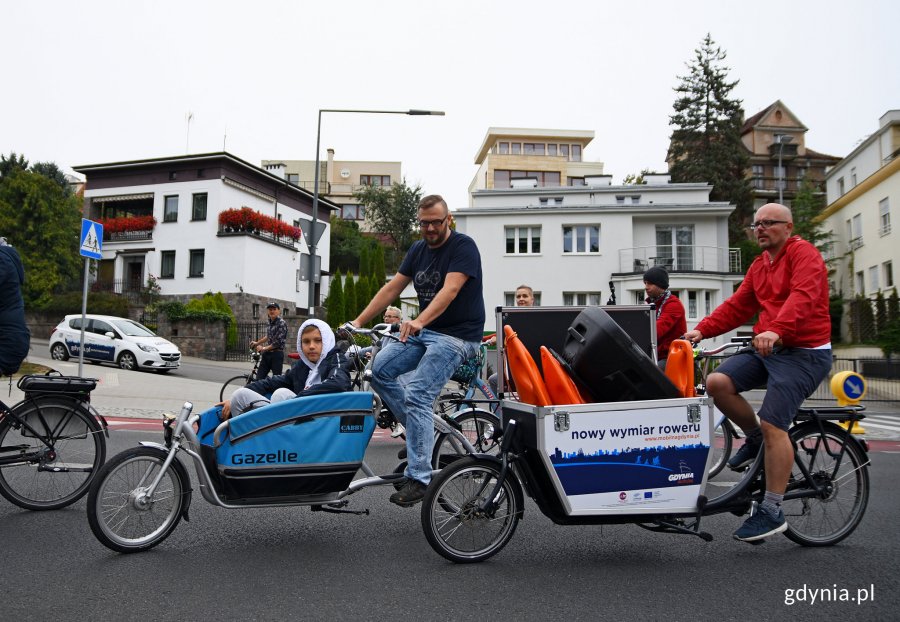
[775,133,793,204]
[306,108,445,315]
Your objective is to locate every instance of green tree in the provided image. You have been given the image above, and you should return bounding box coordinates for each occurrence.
[31,161,73,196]
[344,275,357,324]
[325,270,345,326]
[354,178,423,255]
[372,243,386,289]
[888,288,899,324]
[622,168,651,185]
[0,152,29,179]
[329,215,367,274]
[792,176,832,256]
[359,244,371,279]
[668,34,753,243]
[876,290,888,336]
[0,167,82,308]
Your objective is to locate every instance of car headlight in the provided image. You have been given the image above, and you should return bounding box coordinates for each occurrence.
[137,343,158,353]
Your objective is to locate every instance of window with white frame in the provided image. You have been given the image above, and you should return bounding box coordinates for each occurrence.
[562,225,600,254]
[163,195,178,222]
[884,261,894,288]
[655,224,694,270]
[563,291,602,306]
[850,213,863,249]
[879,197,891,236]
[686,291,698,318]
[189,249,204,278]
[505,226,541,254]
[869,265,879,292]
[704,291,712,317]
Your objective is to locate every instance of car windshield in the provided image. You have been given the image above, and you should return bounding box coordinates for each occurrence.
[111,319,157,338]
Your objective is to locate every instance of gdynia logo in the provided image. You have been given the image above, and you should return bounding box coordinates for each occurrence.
[231,450,298,464]
[668,472,695,483]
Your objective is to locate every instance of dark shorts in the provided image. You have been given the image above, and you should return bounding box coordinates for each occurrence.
[715,347,832,431]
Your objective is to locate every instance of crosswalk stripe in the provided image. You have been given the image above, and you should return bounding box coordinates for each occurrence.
[859,420,900,432]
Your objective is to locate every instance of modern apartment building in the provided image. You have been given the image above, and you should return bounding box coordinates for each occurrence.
[467,128,605,201]
[455,172,744,341]
[73,152,339,320]
[261,150,401,229]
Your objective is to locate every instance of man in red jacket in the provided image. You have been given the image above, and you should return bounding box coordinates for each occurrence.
[643,266,686,369]
[684,203,832,543]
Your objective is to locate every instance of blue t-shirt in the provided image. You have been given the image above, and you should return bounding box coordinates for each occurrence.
[398,230,484,342]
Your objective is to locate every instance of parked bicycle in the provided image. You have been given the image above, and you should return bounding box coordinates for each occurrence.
[0,372,108,510]
[218,351,261,402]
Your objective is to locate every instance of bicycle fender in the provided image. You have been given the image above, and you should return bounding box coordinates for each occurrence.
[135,442,194,521]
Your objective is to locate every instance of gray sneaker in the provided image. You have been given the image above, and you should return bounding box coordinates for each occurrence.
[390,422,406,439]
[733,507,787,542]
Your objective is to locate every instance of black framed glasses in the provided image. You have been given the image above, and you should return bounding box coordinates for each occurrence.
[749,219,789,230]
[418,216,447,229]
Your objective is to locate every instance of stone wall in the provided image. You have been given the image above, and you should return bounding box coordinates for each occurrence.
[157,315,228,361]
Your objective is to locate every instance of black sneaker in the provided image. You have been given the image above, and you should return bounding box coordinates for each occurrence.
[733,507,787,542]
[727,438,761,471]
[389,479,428,507]
[397,447,407,460]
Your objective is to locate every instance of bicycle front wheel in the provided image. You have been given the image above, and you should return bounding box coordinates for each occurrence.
[219,374,250,402]
[0,397,105,510]
[707,416,734,478]
[783,423,869,546]
[87,446,186,553]
[421,456,522,564]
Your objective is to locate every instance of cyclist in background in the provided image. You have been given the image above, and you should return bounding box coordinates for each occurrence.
[250,302,287,378]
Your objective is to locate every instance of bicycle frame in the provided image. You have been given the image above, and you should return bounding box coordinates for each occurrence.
[142,398,479,510]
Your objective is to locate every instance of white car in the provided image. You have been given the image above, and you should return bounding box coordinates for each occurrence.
[49,314,181,372]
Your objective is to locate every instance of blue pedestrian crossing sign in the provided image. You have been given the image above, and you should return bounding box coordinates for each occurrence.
[80,219,103,260]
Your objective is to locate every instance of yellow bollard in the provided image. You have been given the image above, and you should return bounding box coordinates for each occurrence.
[830,371,867,434]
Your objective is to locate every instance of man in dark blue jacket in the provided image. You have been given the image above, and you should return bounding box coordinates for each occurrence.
[0,238,30,375]
[219,319,351,419]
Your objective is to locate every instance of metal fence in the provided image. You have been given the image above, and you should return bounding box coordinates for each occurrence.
[807,357,900,402]
[225,322,268,361]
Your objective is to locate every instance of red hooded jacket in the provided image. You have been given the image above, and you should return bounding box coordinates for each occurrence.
[695,236,830,348]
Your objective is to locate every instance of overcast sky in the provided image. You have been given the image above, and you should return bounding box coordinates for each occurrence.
[3,0,898,211]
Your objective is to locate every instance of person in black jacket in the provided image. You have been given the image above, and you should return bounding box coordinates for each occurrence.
[218,318,350,419]
[0,238,30,375]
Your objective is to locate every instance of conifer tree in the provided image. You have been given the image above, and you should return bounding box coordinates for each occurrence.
[372,244,386,290]
[668,34,753,243]
[344,275,357,325]
[359,245,370,279]
[792,175,832,256]
[325,270,344,326]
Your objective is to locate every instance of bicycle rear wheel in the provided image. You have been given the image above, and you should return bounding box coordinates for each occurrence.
[432,409,501,469]
[219,374,250,402]
[421,456,522,563]
[782,423,869,546]
[0,397,105,510]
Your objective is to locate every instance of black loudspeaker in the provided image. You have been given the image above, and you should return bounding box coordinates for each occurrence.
[562,306,680,403]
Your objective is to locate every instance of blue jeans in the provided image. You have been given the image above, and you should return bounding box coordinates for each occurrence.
[371,329,478,485]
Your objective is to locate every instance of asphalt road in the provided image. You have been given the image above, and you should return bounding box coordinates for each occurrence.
[1,429,898,621]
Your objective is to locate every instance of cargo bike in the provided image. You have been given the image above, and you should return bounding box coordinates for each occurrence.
[86,323,489,553]
[419,306,871,563]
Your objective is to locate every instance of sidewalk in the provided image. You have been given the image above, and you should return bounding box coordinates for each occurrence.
[8,340,239,420]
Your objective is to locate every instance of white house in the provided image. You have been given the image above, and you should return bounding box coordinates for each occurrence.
[453,174,744,341]
[74,152,339,321]
[818,110,900,339]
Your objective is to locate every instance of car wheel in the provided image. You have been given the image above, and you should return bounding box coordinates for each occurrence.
[118,351,138,371]
[50,343,70,361]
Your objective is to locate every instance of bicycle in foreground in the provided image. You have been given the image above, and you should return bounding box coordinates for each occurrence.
[86,323,489,553]
[419,342,871,563]
[0,372,108,510]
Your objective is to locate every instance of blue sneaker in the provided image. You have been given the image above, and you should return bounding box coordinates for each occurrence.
[733,507,787,542]
[727,437,761,470]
